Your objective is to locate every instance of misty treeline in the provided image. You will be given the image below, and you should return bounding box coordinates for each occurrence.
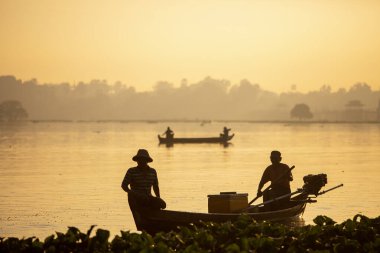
[1,75,379,121]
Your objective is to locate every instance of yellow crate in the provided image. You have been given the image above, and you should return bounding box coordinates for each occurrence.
[207,192,248,213]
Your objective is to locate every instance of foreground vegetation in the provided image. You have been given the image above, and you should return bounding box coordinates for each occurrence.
[1,215,379,252]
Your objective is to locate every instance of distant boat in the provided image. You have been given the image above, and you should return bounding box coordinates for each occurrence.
[158,134,234,144]
[200,120,212,126]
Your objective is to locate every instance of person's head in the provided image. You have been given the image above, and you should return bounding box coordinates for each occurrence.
[270,150,282,165]
[132,149,153,166]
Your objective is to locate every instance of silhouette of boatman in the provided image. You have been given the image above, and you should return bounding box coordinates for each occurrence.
[257,150,293,210]
[122,149,166,210]
[223,126,231,136]
[164,127,174,139]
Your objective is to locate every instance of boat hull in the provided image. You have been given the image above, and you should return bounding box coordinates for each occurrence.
[158,134,234,144]
[129,197,307,234]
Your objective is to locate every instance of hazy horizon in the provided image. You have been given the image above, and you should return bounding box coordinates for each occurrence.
[1,0,380,93]
[2,74,380,94]
[1,75,379,121]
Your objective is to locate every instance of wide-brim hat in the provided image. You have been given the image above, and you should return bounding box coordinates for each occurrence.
[270,150,281,158]
[132,149,153,162]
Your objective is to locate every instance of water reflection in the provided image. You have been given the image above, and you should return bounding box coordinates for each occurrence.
[159,143,174,148]
[222,142,232,148]
[1,122,380,238]
[280,217,306,227]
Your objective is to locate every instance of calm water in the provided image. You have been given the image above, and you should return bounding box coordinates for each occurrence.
[0,121,380,238]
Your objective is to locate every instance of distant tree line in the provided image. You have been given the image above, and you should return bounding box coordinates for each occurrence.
[291,104,313,120]
[0,100,28,122]
[0,75,379,121]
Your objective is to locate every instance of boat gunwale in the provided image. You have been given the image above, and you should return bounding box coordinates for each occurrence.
[158,133,234,143]
[130,197,307,233]
[147,201,306,217]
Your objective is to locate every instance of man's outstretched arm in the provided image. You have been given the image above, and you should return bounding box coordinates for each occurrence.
[257,169,269,196]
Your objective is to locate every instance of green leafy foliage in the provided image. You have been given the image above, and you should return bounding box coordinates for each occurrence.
[1,214,379,252]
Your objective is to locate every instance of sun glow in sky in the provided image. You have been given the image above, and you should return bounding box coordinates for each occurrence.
[1,0,379,92]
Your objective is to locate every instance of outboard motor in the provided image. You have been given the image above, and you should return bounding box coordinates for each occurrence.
[302,174,328,196]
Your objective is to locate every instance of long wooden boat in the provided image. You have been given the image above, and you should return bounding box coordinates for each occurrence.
[158,134,234,144]
[129,193,308,234]
[128,174,339,234]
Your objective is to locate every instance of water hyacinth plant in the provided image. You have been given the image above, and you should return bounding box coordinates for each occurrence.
[0,214,379,252]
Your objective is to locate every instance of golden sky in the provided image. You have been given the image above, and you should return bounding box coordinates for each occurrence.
[1,0,379,92]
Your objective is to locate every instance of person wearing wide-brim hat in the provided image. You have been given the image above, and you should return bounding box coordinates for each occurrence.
[122,149,166,210]
[132,149,153,163]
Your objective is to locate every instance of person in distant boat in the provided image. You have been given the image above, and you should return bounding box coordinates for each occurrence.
[256,150,293,210]
[121,149,166,210]
[163,127,174,139]
[221,126,231,139]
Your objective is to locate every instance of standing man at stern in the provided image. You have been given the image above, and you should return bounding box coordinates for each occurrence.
[122,149,166,210]
[257,150,293,210]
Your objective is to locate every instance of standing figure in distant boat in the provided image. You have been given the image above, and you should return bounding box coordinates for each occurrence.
[121,149,166,210]
[256,150,293,210]
[164,127,174,140]
[221,126,231,139]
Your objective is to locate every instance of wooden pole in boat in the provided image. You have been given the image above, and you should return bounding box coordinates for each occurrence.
[248,165,295,205]
[316,184,344,196]
[245,183,344,211]
[244,188,304,211]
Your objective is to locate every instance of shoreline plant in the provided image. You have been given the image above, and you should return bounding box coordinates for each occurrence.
[1,214,379,252]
